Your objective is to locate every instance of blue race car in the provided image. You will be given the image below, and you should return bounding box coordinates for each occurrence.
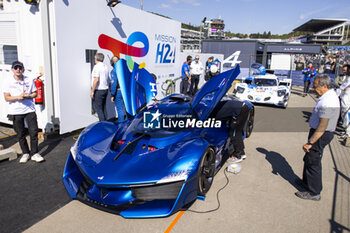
[63,61,254,218]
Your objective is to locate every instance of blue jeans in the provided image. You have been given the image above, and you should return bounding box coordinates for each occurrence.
[115,90,126,122]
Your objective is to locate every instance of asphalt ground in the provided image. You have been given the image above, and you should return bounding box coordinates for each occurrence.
[1,86,349,233]
[0,134,74,233]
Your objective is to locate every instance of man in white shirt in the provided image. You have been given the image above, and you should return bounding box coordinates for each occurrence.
[189,56,203,96]
[295,74,340,201]
[3,61,44,163]
[336,64,350,137]
[90,53,110,121]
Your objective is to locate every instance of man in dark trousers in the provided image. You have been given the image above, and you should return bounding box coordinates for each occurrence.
[90,53,110,121]
[295,74,340,201]
[211,96,250,163]
[3,61,44,163]
[181,56,192,95]
[189,56,203,96]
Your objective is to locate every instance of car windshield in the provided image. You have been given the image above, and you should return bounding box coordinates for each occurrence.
[253,78,277,86]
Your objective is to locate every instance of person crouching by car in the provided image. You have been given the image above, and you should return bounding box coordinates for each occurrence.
[210,97,250,163]
[3,61,44,163]
[302,62,316,97]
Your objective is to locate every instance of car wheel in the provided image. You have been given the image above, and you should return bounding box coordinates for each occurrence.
[197,147,215,196]
[245,108,254,138]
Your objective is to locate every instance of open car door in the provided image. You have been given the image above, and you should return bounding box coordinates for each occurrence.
[115,59,157,116]
[191,65,240,121]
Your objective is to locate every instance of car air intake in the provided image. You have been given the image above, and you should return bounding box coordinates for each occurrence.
[132,181,184,201]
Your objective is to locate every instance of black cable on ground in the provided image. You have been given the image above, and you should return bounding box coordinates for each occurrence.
[188,168,230,214]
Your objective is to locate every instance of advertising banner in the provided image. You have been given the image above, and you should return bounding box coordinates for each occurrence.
[266,44,321,54]
[53,2,181,134]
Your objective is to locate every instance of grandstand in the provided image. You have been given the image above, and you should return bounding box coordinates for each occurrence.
[293,18,350,45]
[180,28,202,52]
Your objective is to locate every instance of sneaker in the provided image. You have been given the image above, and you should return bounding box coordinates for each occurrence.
[31,153,45,163]
[227,156,243,164]
[295,191,320,201]
[232,150,246,159]
[19,153,30,163]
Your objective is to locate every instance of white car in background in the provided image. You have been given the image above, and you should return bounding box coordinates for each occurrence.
[234,74,291,108]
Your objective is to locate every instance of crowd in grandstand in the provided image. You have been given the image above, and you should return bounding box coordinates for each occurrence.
[294,46,350,75]
[293,46,350,143]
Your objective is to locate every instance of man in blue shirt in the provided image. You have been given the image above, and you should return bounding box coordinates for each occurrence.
[181,56,192,95]
[302,62,316,97]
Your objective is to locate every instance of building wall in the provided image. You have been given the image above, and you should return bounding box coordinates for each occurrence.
[0,1,182,134]
[202,40,257,68]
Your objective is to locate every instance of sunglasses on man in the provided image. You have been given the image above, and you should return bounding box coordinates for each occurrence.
[13,65,23,71]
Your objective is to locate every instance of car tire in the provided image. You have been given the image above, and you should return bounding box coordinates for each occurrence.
[245,108,254,138]
[197,147,215,196]
[282,102,288,109]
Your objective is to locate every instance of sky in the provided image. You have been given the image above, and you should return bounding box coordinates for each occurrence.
[120,0,350,35]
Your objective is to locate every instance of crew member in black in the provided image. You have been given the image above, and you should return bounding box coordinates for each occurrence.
[211,96,250,163]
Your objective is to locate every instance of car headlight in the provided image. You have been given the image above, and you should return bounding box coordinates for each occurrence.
[277,90,286,97]
[70,141,78,160]
[236,86,245,94]
[156,171,190,184]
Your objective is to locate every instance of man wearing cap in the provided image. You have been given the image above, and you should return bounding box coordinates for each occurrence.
[3,61,44,163]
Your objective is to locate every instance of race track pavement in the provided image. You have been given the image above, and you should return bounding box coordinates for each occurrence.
[1,86,349,233]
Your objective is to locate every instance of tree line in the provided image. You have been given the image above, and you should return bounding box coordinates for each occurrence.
[181,22,306,40]
[225,31,305,39]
